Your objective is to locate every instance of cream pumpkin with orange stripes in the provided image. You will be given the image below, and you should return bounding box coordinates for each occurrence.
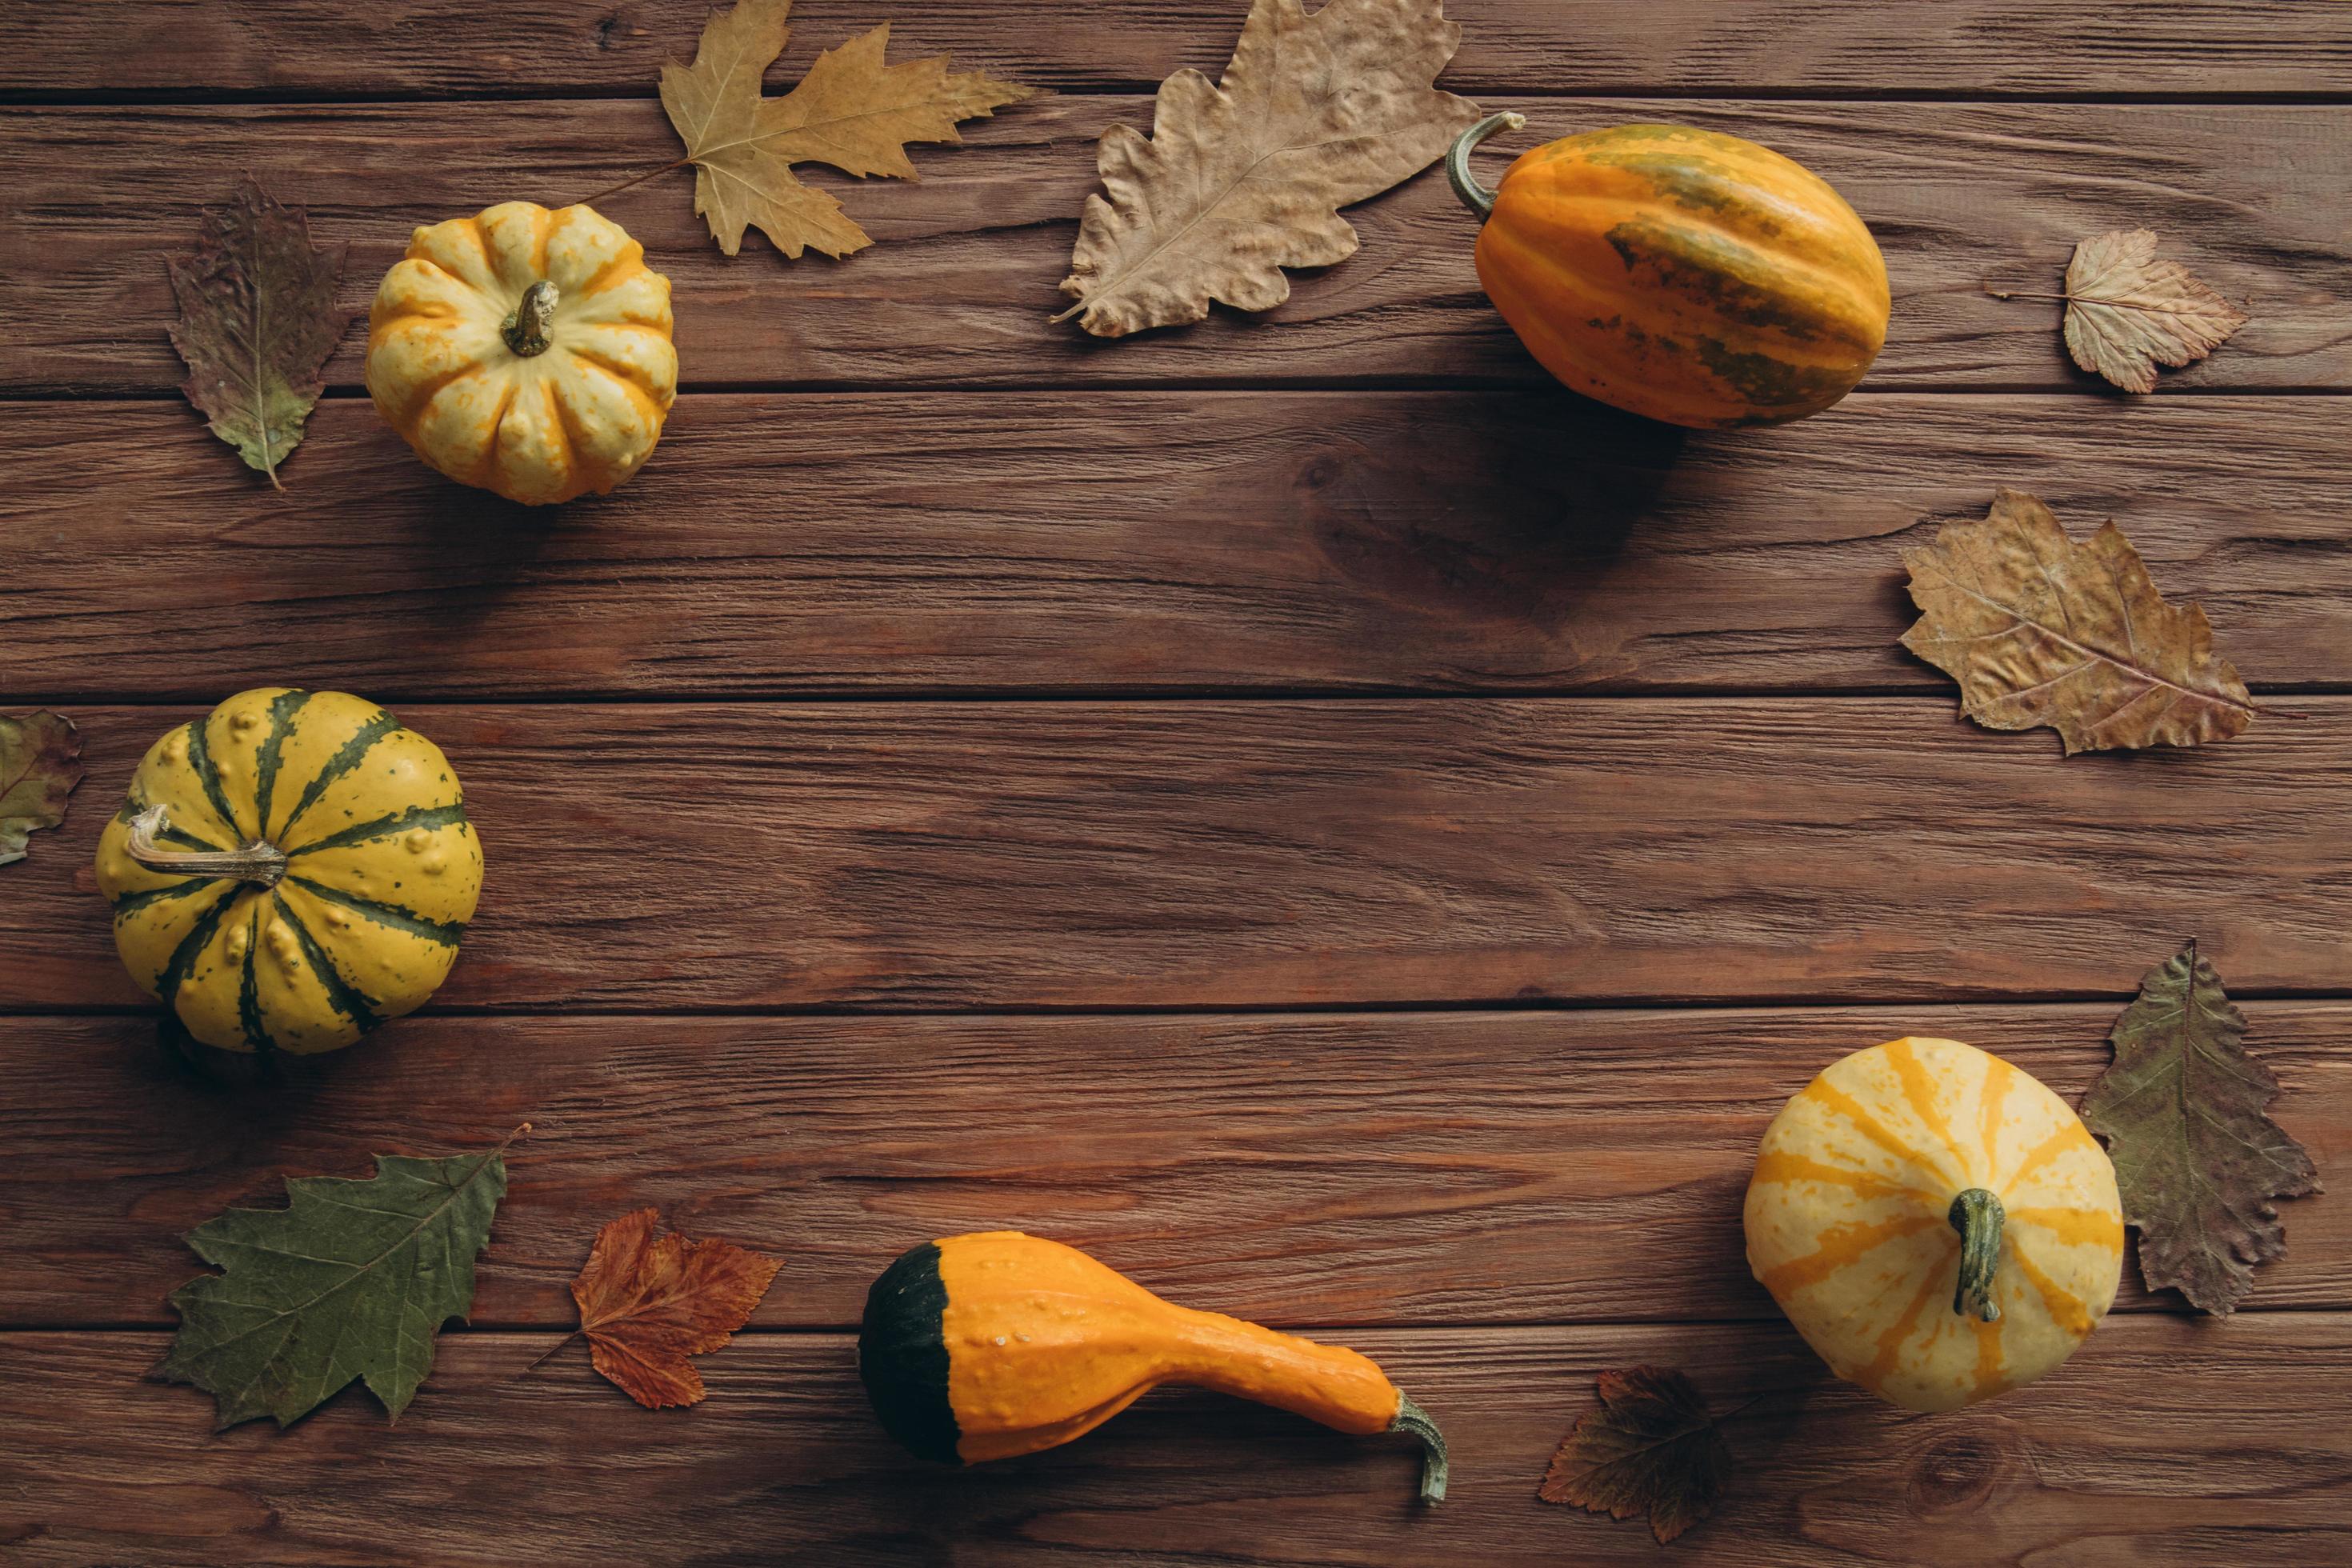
[1743,1037,2123,1412]
[366,202,677,506]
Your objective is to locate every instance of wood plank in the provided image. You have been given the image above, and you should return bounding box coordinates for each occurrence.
[7,0,2350,98]
[6,699,2346,1012]
[3,1317,2346,1565]
[3,1005,2340,1329]
[8,392,2348,702]
[7,97,2348,394]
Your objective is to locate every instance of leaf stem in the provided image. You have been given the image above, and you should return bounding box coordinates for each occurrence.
[1983,285,2227,317]
[518,1329,582,1378]
[574,158,694,209]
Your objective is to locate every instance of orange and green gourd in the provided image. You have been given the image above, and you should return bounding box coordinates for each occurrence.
[1447,114,1890,428]
[366,202,677,505]
[859,1231,1447,1502]
[1743,1038,2124,1411]
[93,690,483,1054]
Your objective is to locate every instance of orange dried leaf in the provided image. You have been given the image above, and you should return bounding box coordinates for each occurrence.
[571,1207,782,1409]
[1539,1365,1732,1546]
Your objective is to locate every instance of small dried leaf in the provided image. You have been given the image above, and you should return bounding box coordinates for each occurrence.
[2082,943,2321,1316]
[0,710,84,866]
[572,1208,782,1408]
[166,177,356,486]
[1539,1365,1732,1545]
[1058,0,1481,337]
[1900,489,2257,754]
[2061,229,2248,394]
[660,0,1038,261]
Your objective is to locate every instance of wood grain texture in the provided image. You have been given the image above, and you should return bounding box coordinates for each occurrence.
[7,392,2347,702]
[2,1006,2340,1329]
[6,97,2346,394]
[7,0,2350,98]
[4,1318,2346,1566]
[7,700,2346,1013]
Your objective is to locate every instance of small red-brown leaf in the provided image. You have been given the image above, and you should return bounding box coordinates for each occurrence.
[1539,1365,1732,1546]
[0,710,83,867]
[571,1208,782,1409]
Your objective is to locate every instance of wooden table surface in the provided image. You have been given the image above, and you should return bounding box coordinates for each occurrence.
[4,3,2349,1563]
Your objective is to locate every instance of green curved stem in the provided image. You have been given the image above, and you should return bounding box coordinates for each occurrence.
[1948,1188,2006,1323]
[1390,1392,1448,1504]
[502,281,561,358]
[1446,111,1527,222]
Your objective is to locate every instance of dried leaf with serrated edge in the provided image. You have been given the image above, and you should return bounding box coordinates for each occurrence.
[1539,1365,1732,1546]
[2059,230,2249,394]
[2082,943,2320,1316]
[572,1208,782,1408]
[1900,489,2257,754]
[0,711,83,866]
[1056,0,1481,337]
[160,1129,518,1428]
[166,178,356,487]
[659,0,1038,261]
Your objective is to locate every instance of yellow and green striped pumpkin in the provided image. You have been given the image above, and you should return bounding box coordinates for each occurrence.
[1448,114,1890,429]
[1743,1037,2124,1411]
[94,690,483,1054]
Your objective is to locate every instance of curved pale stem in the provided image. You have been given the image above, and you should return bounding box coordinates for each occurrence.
[126,805,287,889]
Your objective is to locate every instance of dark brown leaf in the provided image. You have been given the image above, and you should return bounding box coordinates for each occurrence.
[572,1208,782,1408]
[1538,1365,1732,1546]
[166,177,356,487]
[2082,942,2322,1315]
[1900,489,2257,754]
[0,710,83,866]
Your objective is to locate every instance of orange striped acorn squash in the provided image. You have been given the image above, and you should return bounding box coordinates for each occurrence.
[1743,1038,2124,1412]
[366,202,677,505]
[93,690,483,1054]
[1447,114,1890,428]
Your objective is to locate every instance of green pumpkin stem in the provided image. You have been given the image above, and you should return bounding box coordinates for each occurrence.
[501,280,562,358]
[125,805,287,889]
[1390,1392,1448,1505]
[1446,111,1526,222]
[1948,1187,2006,1323]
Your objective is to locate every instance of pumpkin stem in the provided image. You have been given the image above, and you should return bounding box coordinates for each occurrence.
[501,281,561,358]
[125,805,287,890]
[1446,111,1526,222]
[1390,1392,1448,1505]
[1948,1188,2006,1323]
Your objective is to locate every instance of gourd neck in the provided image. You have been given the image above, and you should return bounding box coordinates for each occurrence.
[1446,111,1526,222]
[1948,1188,2006,1323]
[126,804,287,890]
[502,281,561,357]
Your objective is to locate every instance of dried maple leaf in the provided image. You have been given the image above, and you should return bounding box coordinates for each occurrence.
[2082,943,2321,1316]
[1990,229,2248,394]
[1539,1365,1732,1546]
[571,1207,782,1408]
[658,0,1037,261]
[1900,489,2258,754]
[162,1129,518,1428]
[0,710,83,866]
[1056,0,1481,337]
[166,177,356,487]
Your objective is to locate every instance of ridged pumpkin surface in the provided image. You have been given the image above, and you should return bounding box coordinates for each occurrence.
[366,202,677,505]
[1475,123,1890,428]
[1744,1038,2123,1412]
[94,689,483,1054]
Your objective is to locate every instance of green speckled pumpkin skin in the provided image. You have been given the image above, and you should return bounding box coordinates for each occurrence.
[1474,123,1890,428]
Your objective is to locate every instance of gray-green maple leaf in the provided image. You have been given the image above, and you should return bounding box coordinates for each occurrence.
[166,178,356,487]
[160,1130,518,1429]
[2082,944,2320,1315]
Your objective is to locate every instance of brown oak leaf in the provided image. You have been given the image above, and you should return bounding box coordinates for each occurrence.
[166,178,356,486]
[1056,0,1481,336]
[1539,1365,1733,1545]
[1900,489,2258,754]
[658,0,1038,261]
[572,1208,782,1408]
[2082,942,2321,1316]
[0,710,83,866]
